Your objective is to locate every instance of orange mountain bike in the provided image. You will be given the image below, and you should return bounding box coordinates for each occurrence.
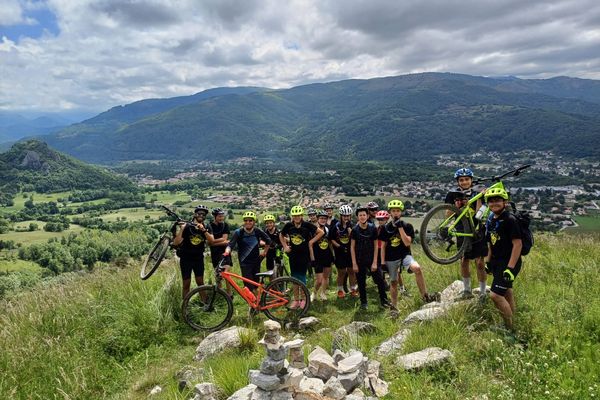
[182,259,310,331]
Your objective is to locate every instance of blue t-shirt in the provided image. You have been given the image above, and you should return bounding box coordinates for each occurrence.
[228,228,272,265]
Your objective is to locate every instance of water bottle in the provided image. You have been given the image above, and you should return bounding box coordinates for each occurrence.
[475,205,488,221]
[242,287,256,302]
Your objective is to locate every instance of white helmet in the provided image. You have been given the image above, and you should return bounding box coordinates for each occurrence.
[338,205,353,216]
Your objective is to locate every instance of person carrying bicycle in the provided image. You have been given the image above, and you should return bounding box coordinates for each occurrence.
[262,214,282,272]
[444,168,488,301]
[209,208,233,294]
[380,200,438,312]
[173,205,215,299]
[351,206,390,310]
[330,205,358,299]
[310,210,333,301]
[223,211,271,294]
[280,206,324,308]
[484,187,523,331]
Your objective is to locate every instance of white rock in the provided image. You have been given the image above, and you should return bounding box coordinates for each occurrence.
[375,329,411,356]
[332,322,376,351]
[403,306,447,324]
[284,367,304,390]
[367,376,389,397]
[331,349,347,363]
[248,370,282,391]
[194,382,218,400]
[298,316,321,330]
[307,346,337,380]
[337,369,364,393]
[298,376,325,395]
[195,326,253,361]
[440,280,463,303]
[149,385,162,395]
[397,347,453,370]
[366,359,380,377]
[322,376,347,400]
[250,388,272,400]
[227,384,256,400]
[271,390,294,400]
[337,352,365,374]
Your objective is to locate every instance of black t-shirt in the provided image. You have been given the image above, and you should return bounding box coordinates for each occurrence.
[264,227,281,249]
[228,228,272,265]
[486,210,522,262]
[179,223,213,256]
[281,221,317,259]
[313,224,333,264]
[378,220,414,261]
[329,220,353,256]
[209,221,230,256]
[445,188,476,210]
[351,222,378,265]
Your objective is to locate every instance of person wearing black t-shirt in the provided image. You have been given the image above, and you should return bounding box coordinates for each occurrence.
[445,168,488,301]
[380,200,439,310]
[350,207,389,310]
[330,205,358,298]
[173,205,215,299]
[310,211,334,301]
[262,214,281,272]
[485,188,523,331]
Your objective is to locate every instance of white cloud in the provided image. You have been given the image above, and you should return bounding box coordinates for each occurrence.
[0,0,26,25]
[2,0,600,113]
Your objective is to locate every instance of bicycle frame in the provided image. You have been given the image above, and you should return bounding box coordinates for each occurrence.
[216,269,290,311]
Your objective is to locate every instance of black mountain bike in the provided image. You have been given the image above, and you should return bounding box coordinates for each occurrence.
[140,206,185,280]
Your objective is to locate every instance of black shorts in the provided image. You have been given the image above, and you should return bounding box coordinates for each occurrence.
[334,252,352,269]
[463,239,488,260]
[240,262,260,290]
[490,259,522,296]
[210,248,230,268]
[180,256,204,280]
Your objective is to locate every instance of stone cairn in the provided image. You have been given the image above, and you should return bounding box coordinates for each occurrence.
[230,320,389,399]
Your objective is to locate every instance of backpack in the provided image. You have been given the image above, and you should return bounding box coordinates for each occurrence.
[513,209,534,256]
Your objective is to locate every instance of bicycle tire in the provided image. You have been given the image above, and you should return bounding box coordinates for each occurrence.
[182,285,233,332]
[140,235,170,280]
[420,203,471,265]
[261,277,310,324]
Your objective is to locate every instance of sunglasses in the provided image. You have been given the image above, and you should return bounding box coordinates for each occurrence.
[243,219,255,222]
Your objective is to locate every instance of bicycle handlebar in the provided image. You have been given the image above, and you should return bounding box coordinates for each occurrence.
[161,205,184,223]
[473,164,531,185]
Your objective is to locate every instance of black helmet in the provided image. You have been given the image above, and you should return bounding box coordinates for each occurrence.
[317,209,328,218]
[366,201,379,210]
[355,206,369,216]
[194,205,209,214]
[307,208,317,215]
[211,207,225,216]
[323,203,334,210]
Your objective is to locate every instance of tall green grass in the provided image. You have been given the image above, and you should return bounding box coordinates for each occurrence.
[1,234,598,399]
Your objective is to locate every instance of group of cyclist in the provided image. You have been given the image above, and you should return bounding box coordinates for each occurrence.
[174,166,525,328]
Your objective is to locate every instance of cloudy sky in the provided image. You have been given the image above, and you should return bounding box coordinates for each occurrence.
[2,0,600,115]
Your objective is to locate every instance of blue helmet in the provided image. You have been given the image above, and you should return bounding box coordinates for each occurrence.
[454,168,473,180]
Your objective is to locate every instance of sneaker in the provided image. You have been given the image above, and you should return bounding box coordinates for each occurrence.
[389,307,400,318]
[298,299,306,309]
[478,293,487,304]
[360,303,368,310]
[337,290,345,299]
[289,300,299,309]
[380,299,392,309]
[310,292,316,302]
[459,290,474,300]
[319,291,327,301]
[350,290,360,298]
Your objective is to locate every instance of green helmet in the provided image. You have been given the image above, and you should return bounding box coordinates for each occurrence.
[242,211,257,221]
[290,206,304,216]
[484,187,509,201]
[263,214,276,222]
[387,199,404,210]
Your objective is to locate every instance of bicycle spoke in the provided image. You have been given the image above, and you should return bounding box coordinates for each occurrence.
[261,277,310,323]
[182,286,233,331]
[420,204,469,264]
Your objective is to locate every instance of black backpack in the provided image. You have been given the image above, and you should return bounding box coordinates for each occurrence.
[510,203,534,256]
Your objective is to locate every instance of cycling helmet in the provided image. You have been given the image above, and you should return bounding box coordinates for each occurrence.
[387,199,404,210]
[323,203,334,210]
[454,168,474,180]
[317,209,328,218]
[376,210,390,220]
[366,201,379,210]
[355,206,369,216]
[242,211,257,221]
[263,214,276,222]
[484,187,509,201]
[290,206,304,216]
[194,205,209,214]
[307,208,317,215]
[339,205,353,216]
[211,207,225,216]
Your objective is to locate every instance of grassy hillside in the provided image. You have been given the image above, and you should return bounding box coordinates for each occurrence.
[1,234,599,399]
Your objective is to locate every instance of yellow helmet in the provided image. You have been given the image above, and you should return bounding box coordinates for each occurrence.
[263,214,276,222]
[290,206,304,216]
[484,187,509,201]
[387,199,404,210]
[242,211,257,221]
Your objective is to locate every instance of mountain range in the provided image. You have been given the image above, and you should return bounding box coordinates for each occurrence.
[33,73,600,163]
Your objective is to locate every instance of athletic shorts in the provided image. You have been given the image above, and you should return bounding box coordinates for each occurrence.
[180,256,204,280]
[386,255,416,282]
[490,259,522,296]
[240,262,260,290]
[463,239,488,260]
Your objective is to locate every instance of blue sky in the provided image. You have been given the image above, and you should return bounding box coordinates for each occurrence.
[1,0,600,115]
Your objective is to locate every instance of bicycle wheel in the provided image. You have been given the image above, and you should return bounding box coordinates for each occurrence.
[261,277,310,324]
[275,257,289,278]
[140,235,170,280]
[420,204,471,265]
[182,285,233,332]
